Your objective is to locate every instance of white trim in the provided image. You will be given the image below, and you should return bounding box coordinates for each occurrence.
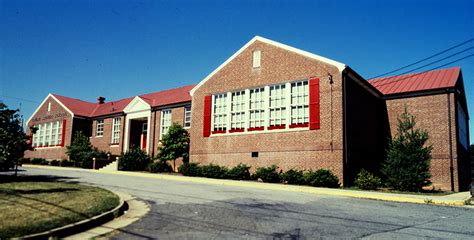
[123,109,151,154]
[210,126,309,137]
[123,96,151,114]
[190,36,346,96]
[26,94,75,126]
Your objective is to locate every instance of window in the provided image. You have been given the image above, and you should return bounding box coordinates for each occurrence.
[111,117,121,144]
[32,120,63,147]
[160,109,172,138]
[269,84,286,127]
[96,119,104,137]
[253,50,261,68]
[249,88,265,129]
[184,105,191,128]
[47,102,51,112]
[290,80,309,125]
[57,121,63,145]
[213,93,228,132]
[230,91,246,131]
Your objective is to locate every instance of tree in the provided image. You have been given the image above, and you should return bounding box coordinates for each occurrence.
[0,103,33,174]
[66,131,93,166]
[157,122,190,171]
[382,107,433,192]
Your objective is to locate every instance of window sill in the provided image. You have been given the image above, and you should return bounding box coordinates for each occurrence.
[212,130,227,134]
[268,125,286,130]
[289,123,309,128]
[229,128,245,133]
[247,127,264,132]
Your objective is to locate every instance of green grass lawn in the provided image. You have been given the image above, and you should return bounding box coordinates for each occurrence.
[0,180,119,238]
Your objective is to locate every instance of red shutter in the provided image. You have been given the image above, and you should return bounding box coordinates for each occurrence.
[60,119,66,146]
[203,95,212,137]
[309,78,320,130]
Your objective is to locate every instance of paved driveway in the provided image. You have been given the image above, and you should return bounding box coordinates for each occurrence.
[18,167,474,239]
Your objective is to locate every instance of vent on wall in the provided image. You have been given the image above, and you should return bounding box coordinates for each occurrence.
[251,152,259,158]
[252,50,261,68]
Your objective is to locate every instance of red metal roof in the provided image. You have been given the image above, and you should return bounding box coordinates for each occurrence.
[52,84,195,118]
[368,67,460,95]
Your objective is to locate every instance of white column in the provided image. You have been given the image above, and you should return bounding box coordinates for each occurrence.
[123,117,130,152]
[147,112,151,154]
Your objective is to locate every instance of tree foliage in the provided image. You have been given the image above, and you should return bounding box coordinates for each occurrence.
[66,131,108,168]
[382,107,433,192]
[0,103,33,171]
[157,122,190,170]
[119,147,150,171]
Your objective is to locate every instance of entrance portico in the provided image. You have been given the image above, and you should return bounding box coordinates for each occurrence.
[123,97,151,154]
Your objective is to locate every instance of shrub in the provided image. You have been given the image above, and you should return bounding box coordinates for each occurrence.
[200,164,228,179]
[19,158,31,164]
[40,159,49,165]
[382,107,432,192]
[281,169,305,185]
[178,162,201,176]
[31,158,45,165]
[50,160,60,166]
[354,169,382,190]
[60,159,73,167]
[304,169,339,188]
[226,163,251,180]
[253,165,280,183]
[148,161,172,173]
[119,147,150,171]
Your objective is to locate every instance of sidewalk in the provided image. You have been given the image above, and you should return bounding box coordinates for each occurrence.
[23,164,473,207]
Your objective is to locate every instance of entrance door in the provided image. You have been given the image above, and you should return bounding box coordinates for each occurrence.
[140,123,147,151]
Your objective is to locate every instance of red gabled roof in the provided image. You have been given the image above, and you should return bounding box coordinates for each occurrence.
[368,67,460,95]
[52,94,97,117]
[139,85,195,107]
[51,84,195,118]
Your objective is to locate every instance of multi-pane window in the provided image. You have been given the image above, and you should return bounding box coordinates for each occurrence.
[269,84,287,126]
[96,119,104,137]
[249,88,265,128]
[291,80,309,124]
[230,91,246,130]
[213,94,228,132]
[160,109,172,138]
[32,120,63,147]
[111,117,121,144]
[184,105,191,128]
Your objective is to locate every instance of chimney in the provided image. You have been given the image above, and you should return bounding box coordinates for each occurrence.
[97,97,106,104]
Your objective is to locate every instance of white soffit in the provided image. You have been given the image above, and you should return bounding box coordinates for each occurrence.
[190,35,347,96]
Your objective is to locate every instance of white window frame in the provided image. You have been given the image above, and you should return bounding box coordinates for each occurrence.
[111,117,121,144]
[253,50,261,68]
[184,105,191,128]
[96,119,104,137]
[212,93,228,132]
[32,120,63,147]
[290,80,309,125]
[230,91,246,130]
[249,87,265,129]
[269,84,287,127]
[160,109,172,139]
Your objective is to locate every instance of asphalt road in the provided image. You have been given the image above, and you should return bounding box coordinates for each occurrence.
[16,167,474,239]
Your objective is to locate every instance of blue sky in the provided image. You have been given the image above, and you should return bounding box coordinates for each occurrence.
[1,0,473,144]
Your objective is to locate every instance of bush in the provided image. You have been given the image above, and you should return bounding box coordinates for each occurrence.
[19,158,31,164]
[178,162,201,176]
[31,158,45,165]
[119,147,150,171]
[382,108,432,192]
[50,160,60,166]
[40,159,49,165]
[354,169,382,190]
[304,169,339,188]
[227,163,251,180]
[75,149,109,169]
[281,169,305,185]
[60,159,73,167]
[200,164,228,179]
[253,165,280,183]
[148,161,172,173]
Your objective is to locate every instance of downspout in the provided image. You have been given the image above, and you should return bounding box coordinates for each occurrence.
[342,70,349,187]
[447,91,455,192]
[151,110,157,157]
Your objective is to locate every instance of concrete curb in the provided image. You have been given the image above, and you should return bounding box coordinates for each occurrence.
[23,164,472,207]
[20,188,128,239]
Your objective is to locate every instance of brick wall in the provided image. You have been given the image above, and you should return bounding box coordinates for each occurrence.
[190,40,346,183]
[385,93,461,191]
[24,96,73,160]
[89,116,125,156]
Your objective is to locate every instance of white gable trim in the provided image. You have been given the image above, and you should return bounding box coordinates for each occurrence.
[190,35,347,96]
[123,96,151,114]
[26,94,75,126]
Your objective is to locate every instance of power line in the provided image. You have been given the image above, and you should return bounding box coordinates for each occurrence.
[370,38,474,79]
[0,95,40,104]
[370,53,474,88]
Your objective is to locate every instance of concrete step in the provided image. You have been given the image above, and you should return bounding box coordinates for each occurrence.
[99,161,118,171]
